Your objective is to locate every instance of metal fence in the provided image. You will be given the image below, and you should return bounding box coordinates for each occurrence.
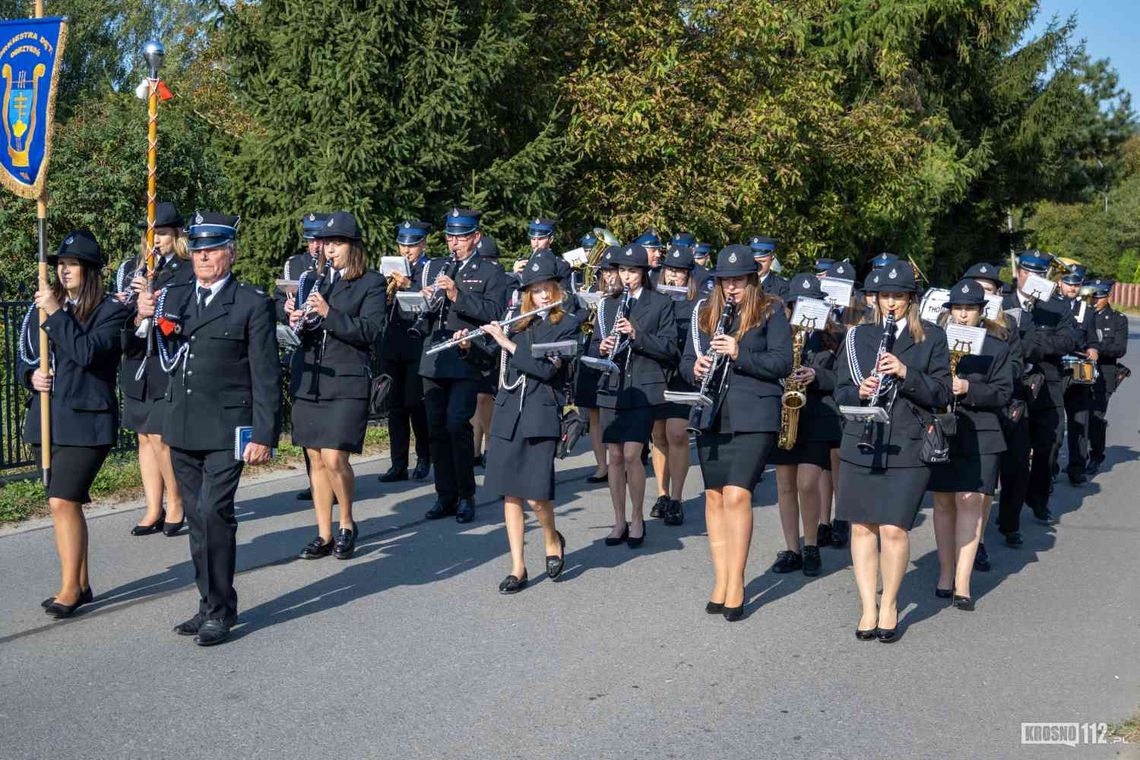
[0,299,136,481]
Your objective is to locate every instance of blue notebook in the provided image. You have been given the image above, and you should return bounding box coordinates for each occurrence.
[234,426,275,461]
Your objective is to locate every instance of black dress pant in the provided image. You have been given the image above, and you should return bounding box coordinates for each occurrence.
[1063,383,1091,475]
[423,376,478,504]
[170,447,244,622]
[998,413,1030,534]
[1089,376,1112,459]
[1026,403,1064,512]
[386,359,430,470]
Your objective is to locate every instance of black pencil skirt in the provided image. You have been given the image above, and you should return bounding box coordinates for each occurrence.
[600,406,655,444]
[483,434,558,501]
[32,444,112,504]
[836,464,930,529]
[696,431,776,491]
[291,397,369,453]
[928,453,1000,495]
[654,401,691,421]
[768,439,833,469]
[122,396,165,435]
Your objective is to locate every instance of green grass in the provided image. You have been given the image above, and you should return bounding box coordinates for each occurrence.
[0,425,389,526]
[1109,710,1140,744]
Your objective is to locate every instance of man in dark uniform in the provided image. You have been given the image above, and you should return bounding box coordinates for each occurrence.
[635,229,664,285]
[138,212,281,646]
[419,208,509,523]
[1087,278,1129,475]
[750,235,789,297]
[377,220,433,483]
[692,241,714,294]
[997,250,1077,545]
[1056,265,1099,485]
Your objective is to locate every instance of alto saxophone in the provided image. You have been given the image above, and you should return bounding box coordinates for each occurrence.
[777,326,808,450]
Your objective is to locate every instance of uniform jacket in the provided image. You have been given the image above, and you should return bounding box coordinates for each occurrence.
[418,254,510,380]
[950,330,1014,456]
[1002,292,1077,409]
[160,278,282,451]
[835,319,952,469]
[1064,296,1099,353]
[592,288,678,409]
[118,254,196,402]
[290,270,387,401]
[797,329,842,443]
[21,297,129,446]
[680,302,793,434]
[464,311,581,440]
[666,297,697,392]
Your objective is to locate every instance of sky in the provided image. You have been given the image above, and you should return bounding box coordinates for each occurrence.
[1027,0,1139,104]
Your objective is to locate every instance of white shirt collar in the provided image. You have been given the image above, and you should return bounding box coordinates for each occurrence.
[886,316,907,337]
[196,275,230,298]
[629,286,643,300]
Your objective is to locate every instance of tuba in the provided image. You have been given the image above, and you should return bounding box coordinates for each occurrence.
[777,327,808,450]
[581,227,620,292]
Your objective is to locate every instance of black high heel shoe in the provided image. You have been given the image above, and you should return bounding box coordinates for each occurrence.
[586,471,608,484]
[131,512,165,536]
[855,627,877,641]
[722,604,744,622]
[875,626,901,643]
[546,532,566,579]
[163,517,184,537]
[627,522,646,548]
[935,586,953,599]
[45,587,94,619]
[705,601,725,615]
[41,587,92,610]
[604,523,629,546]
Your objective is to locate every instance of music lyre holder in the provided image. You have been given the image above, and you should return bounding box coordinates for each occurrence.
[580,356,619,375]
[839,405,890,424]
[663,390,713,408]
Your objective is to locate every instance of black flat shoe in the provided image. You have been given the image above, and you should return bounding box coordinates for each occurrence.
[935,586,953,599]
[194,618,231,647]
[455,498,476,524]
[378,466,408,483]
[300,536,333,559]
[333,524,357,560]
[131,513,165,536]
[771,550,803,574]
[45,591,92,619]
[296,489,312,501]
[604,523,629,546]
[722,604,744,622]
[545,532,566,579]
[627,522,646,548]
[875,626,901,643]
[162,519,184,537]
[663,499,684,526]
[1032,506,1057,525]
[830,519,850,548]
[974,542,991,572]
[410,460,431,480]
[585,471,608,484]
[1002,530,1023,546]
[498,571,528,595]
[650,495,670,519]
[816,523,832,548]
[705,601,725,615]
[952,595,975,611]
[855,627,877,641]
[424,500,457,520]
[42,587,91,610]
[802,545,821,577]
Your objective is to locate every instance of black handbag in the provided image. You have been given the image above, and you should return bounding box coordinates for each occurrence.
[919,412,956,464]
[368,373,393,420]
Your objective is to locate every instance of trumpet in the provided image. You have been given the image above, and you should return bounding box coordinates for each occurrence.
[857,312,897,454]
[293,269,326,335]
[424,299,570,355]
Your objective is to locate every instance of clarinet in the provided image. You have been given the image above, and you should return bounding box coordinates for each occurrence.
[409,256,461,339]
[687,299,737,435]
[856,312,897,454]
[293,269,326,335]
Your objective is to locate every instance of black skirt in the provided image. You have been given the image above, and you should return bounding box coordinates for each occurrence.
[768,439,832,469]
[836,464,929,529]
[696,431,776,491]
[32,444,112,504]
[291,397,369,453]
[928,453,1000,495]
[483,434,557,501]
[654,401,691,421]
[600,406,654,444]
[575,363,603,409]
[123,395,165,435]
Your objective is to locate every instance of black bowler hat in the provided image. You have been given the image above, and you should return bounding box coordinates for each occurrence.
[187,211,240,251]
[876,261,917,293]
[713,245,756,278]
[314,211,362,241]
[785,273,824,303]
[663,244,695,271]
[49,229,104,266]
[616,244,651,268]
[864,268,884,294]
[963,261,1003,286]
[598,245,620,270]
[519,255,560,288]
[476,235,500,259]
[824,260,855,282]
[136,201,184,231]
[945,279,986,307]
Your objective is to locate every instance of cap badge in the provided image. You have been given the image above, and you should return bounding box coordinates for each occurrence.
[625,248,633,256]
[194,212,203,224]
[451,209,459,218]
[980,265,988,273]
[65,236,73,245]
[326,217,334,227]
[837,265,845,273]
[888,268,898,279]
[961,285,969,293]
[308,214,315,222]
[531,263,539,271]
[403,222,411,229]
[728,252,738,263]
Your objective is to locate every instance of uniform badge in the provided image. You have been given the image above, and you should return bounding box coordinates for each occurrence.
[728,252,737,263]
[888,268,898,279]
[531,263,539,271]
[451,208,460,217]
[961,284,969,293]
[194,212,203,224]
[64,236,73,245]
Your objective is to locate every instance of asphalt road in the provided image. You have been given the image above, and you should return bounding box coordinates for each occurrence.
[2,325,1140,760]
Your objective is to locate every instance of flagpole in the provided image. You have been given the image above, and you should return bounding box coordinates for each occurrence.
[140,40,164,371]
[33,0,50,487]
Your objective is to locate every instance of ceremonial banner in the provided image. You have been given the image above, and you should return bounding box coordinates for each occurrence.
[0,17,67,199]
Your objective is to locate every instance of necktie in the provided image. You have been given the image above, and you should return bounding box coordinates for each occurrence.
[155,255,166,275]
[197,286,210,315]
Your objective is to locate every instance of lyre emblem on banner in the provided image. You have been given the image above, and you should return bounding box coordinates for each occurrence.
[2,62,46,167]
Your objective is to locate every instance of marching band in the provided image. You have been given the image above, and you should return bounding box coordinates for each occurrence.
[18,204,1132,645]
